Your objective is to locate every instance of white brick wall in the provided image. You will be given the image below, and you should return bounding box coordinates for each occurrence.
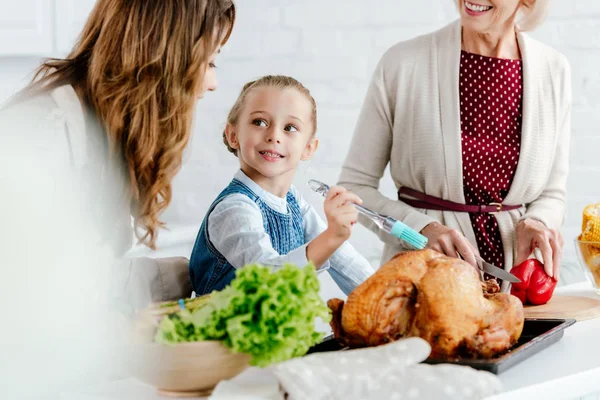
[1,1,599,291]
[156,0,600,264]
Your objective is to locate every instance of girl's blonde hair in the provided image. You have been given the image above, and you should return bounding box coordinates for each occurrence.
[223,75,317,155]
[454,0,550,31]
[28,0,235,249]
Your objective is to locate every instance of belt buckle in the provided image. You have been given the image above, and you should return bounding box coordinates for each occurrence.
[489,202,502,212]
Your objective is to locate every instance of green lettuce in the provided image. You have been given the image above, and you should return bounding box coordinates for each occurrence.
[154,263,331,367]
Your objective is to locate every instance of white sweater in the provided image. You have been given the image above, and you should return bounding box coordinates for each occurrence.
[0,85,132,254]
[338,20,571,289]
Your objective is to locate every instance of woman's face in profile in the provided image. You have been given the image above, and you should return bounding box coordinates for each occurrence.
[459,0,523,34]
[197,48,220,99]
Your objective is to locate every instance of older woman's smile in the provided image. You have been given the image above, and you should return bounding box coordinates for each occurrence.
[465,1,493,16]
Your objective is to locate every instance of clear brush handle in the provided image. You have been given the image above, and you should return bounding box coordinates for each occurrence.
[307,179,428,249]
[307,179,383,224]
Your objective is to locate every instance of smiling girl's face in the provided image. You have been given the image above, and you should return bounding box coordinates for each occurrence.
[224,85,318,183]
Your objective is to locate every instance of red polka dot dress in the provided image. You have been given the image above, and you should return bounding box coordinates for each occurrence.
[460,51,522,270]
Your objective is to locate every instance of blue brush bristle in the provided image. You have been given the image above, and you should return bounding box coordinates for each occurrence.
[390,221,428,250]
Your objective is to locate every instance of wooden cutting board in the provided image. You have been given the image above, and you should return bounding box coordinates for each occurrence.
[524,295,600,321]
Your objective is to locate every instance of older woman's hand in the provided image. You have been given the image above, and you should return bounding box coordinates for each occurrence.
[515,218,564,279]
[420,222,478,268]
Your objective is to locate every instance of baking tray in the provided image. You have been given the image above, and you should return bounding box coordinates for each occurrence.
[307,318,575,374]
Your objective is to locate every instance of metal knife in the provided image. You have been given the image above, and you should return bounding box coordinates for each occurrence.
[476,255,521,283]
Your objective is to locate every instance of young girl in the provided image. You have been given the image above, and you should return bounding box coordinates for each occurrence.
[189,75,375,296]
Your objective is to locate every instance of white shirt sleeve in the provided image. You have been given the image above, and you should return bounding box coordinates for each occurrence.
[207,193,317,271]
[294,188,375,294]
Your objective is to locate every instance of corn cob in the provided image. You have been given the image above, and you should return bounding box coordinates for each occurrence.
[581,203,600,242]
[579,203,600,285]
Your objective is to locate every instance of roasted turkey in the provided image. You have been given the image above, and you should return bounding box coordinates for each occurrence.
[328,249,524,359]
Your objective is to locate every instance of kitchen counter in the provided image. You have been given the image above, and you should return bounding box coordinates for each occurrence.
[488,282,600,400]
[61,283,600,400]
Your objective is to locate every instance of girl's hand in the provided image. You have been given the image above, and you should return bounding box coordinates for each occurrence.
[323,186,362,242]
[420,222,478,268]
[515,218,564,278]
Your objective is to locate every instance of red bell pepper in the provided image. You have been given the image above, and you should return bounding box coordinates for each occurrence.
[509,259,557,305]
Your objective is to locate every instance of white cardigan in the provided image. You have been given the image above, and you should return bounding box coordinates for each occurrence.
[1,85,133,254]
[0,86,192,309]
[338,20,571,287]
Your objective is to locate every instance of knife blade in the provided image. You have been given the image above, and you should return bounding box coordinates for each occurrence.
[476,255,521,283]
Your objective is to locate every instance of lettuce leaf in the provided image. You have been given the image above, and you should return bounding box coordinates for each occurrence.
[154,263,331,367]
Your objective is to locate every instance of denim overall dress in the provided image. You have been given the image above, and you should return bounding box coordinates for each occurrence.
[189,179,305,295]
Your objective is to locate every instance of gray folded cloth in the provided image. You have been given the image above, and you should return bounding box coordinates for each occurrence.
[111,256,192,314]
[271,338,502,400]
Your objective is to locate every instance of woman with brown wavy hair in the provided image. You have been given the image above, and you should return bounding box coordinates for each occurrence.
[0,1,235,395]
[0,0,235,313]
[2,0,235,252]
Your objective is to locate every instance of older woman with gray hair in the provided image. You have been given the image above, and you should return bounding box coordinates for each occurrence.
[339,0,569,290]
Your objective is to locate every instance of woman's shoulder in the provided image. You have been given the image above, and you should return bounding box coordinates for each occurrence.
[1,89,70,159]
[2,84,85,124]
[1,85,83,134]
[377,20,459,71]
[1,89,60,126]
[520,32,570,74]
[0,84,90,167]
[380,30,433,65]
